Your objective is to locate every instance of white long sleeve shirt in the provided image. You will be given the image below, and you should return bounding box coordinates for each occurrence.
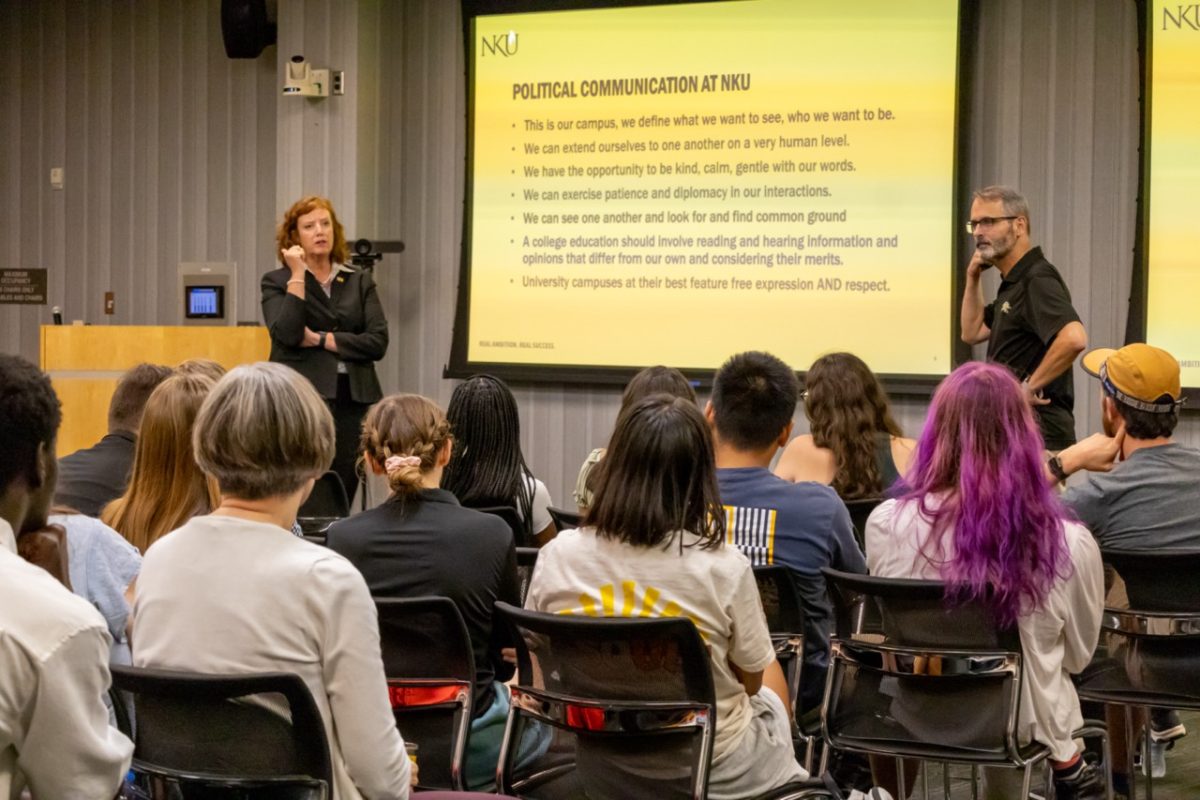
[865,498,1104,761]
[0,517,133,799]
[133,514,410,800]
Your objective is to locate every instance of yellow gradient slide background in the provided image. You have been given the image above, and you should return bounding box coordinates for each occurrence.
[468,0,959,374]
[1146,1,1200,387]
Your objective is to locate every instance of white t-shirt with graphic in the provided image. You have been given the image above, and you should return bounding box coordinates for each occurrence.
[526,526,775,758]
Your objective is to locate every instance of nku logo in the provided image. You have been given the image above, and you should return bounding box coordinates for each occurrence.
[1163,4,1200,29]
[482,31,519,57]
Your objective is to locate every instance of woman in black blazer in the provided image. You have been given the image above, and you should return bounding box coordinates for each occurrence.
[261,195,389,498]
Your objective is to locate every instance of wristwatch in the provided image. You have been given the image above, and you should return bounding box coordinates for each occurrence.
[1047,455,1068,483]
[318,331,328,349]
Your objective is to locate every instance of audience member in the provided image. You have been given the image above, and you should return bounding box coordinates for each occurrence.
[573,365,697,510]
[775,352,915,498]
[1050,343,1195,778]
[55,362,172,516]
[1055,344,1197,546]
[0,354,133,797]
[49,509,141,664]
[528,394,806,798]
[102,372,219,553]
[175,357,227,382]
[708,351,866,714]
[132,362,411,799]
[327,393,545,789]
[443,374,555,545]
[865,362,1104,800]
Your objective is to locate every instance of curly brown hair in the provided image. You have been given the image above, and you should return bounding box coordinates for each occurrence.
[275,195,349,265]
[804,352,903,500]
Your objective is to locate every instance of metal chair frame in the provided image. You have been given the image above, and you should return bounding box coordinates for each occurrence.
[110,665,331,799]
[498,686,715,798]
[752,565,815,769]
[494,603,717,800]
[1078,606,1200,800]
[822,569,1111,800]
[376,597,475,792]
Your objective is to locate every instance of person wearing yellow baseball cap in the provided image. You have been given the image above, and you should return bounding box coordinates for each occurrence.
[1052,343,1193,785]
[1052,342,1189,544]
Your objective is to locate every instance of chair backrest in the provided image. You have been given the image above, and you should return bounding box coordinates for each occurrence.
[110,665,331,798]
[841,497,883,549]
[471,504,530,546]
[546,505,583,532]
[298,470,350,518]
[1076,549,1200,710]
[821,568,1028,764]
[494,602,716,800]
[1102,548,1200,612]
[375,597,475,791]
[753,564,805,634]
[515,546,540,603]
[753,565,806,719]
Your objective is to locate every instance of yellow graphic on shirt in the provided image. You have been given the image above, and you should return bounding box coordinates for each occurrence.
[557,580,707,640]
[724,504,777,565]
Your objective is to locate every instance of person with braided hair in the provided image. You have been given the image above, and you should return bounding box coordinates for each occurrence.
[326,393,545,790]
[442,374,555,545]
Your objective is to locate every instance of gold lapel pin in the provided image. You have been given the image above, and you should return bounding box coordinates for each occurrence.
[336,276,345,283]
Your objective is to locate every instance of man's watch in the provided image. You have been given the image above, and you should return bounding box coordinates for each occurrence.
[318,331,328,349]
[1047,455,1068,483]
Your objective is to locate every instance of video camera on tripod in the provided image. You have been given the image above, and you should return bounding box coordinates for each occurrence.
[349,238,405,271]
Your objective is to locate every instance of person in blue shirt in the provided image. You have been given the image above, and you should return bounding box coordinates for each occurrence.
[707,350,866,714]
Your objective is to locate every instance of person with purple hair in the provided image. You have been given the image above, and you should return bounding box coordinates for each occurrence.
[864,362,1105,800]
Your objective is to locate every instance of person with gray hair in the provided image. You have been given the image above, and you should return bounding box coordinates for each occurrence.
[960,185,1087,451]
[130,362,413,800]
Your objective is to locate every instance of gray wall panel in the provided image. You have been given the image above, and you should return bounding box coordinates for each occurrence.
[0,0,276,341]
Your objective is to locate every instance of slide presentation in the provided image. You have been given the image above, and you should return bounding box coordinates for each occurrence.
[459,0,962,378]
[1146,0,1200,389]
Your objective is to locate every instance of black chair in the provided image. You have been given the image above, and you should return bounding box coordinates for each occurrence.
[841,497,883,550]
[546,506,582,532]
[752,565,841,779]
[516,546,540,604]
[753,565,806,674]
[493,603,831,800]
[110,664,331,799]
[297,471,350,534]
[376,597,475,792]
[473,504,530,547]
[1076,549,1200,800]
[822,568,1110,800]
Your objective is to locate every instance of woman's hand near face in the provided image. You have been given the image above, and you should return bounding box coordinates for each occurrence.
[282,245,307,276]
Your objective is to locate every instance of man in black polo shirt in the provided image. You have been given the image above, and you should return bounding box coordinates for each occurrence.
[960,185,1087,450]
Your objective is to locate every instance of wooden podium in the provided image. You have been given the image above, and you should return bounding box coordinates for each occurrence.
[41,325,270,457]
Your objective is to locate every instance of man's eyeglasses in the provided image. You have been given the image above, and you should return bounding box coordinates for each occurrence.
[965,216,1019,234]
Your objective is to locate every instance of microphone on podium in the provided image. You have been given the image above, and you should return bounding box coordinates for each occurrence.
[52,306,63,325]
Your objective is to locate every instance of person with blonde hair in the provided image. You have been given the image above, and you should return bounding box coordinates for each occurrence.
[102,372,219,553]
[132,362,412,800]
[327,394,544,790]
[262,195,389,498]
[175,357,227,382]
